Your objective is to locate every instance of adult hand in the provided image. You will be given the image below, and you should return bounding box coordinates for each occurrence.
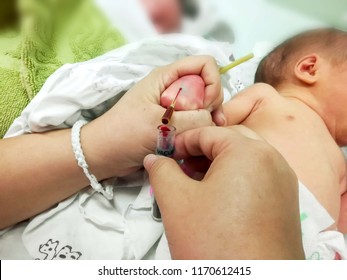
[84,55,225,178]
[0,55,224,229]
[144,126,305,259]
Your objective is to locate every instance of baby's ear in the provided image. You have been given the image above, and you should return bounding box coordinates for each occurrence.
[294,54,320,85]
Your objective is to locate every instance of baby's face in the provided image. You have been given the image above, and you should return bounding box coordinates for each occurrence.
[140,0,182,33]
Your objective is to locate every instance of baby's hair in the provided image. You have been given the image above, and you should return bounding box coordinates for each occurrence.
[255,28,347,88]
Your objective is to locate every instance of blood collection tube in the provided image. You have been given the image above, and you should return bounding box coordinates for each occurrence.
[152,124,176,221]
[156,125,176,157]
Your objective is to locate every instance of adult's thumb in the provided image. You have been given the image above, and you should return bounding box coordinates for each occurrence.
[143,154,193,201]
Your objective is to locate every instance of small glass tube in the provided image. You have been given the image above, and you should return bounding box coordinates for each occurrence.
[155,125,176,157]
[152,125,176,222]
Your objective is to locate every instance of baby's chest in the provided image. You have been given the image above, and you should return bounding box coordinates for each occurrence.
[247,117,341,183]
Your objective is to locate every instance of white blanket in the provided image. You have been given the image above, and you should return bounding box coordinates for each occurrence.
[1,35,236,260]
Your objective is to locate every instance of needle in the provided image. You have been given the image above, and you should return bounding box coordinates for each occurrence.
[161,87,182,124]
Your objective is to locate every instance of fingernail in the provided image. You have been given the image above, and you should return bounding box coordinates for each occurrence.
[216,112,226,126]
[144,154,160,170]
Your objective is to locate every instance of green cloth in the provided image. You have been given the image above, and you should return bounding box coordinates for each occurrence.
[0,0,126,138]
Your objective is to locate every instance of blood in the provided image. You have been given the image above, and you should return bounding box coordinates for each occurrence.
[160,125,170,131]
[159,125,170,137]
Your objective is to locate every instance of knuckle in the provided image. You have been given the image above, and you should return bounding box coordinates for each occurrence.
[149,67,163,78]
[254,141,286,168]
[196,110,213,125]
[196,55,217,65]
[205,55,217,64]
[179,110,212,127]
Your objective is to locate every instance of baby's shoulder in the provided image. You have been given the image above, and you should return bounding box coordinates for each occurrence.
[231,83,279,104]
[246,83,282,109]
[249,83,279,96]
[243,83,281,106]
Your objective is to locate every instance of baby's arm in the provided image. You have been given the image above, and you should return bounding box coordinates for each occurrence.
[223,83,272,125]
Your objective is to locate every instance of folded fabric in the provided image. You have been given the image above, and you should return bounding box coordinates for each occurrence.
[298,182,347,259]
[0,0,125,138]
[342,147,347,159]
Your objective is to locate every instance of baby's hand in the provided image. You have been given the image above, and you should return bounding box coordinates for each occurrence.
[160,75,205,110]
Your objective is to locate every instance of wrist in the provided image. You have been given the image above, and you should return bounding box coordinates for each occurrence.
[79,117,120,180]
[71,120,113,199]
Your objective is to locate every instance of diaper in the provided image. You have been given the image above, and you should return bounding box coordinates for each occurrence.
[298,181,347,259]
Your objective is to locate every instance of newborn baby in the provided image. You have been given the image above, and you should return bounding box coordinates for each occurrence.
[162,28,347,259]
[140,0,183,33]
[223,28,347,236]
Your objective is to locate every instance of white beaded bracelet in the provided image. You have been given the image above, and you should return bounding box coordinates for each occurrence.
[71,120,113,200]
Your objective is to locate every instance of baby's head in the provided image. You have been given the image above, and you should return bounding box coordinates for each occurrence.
[255,28,347,91]
[255,28,347,144]
[140,0,183,33]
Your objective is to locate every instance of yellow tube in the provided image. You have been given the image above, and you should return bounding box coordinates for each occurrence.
[219,53,255,75]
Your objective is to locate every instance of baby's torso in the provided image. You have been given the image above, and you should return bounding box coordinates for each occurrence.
[241,94,346,222]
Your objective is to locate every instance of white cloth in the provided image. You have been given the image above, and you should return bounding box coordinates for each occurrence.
[342,147,347,159]
[0,35,234,260]
[2,178,346,260]
[21,174,164,260]
[5,34,234,137]
[298,181,347,260]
